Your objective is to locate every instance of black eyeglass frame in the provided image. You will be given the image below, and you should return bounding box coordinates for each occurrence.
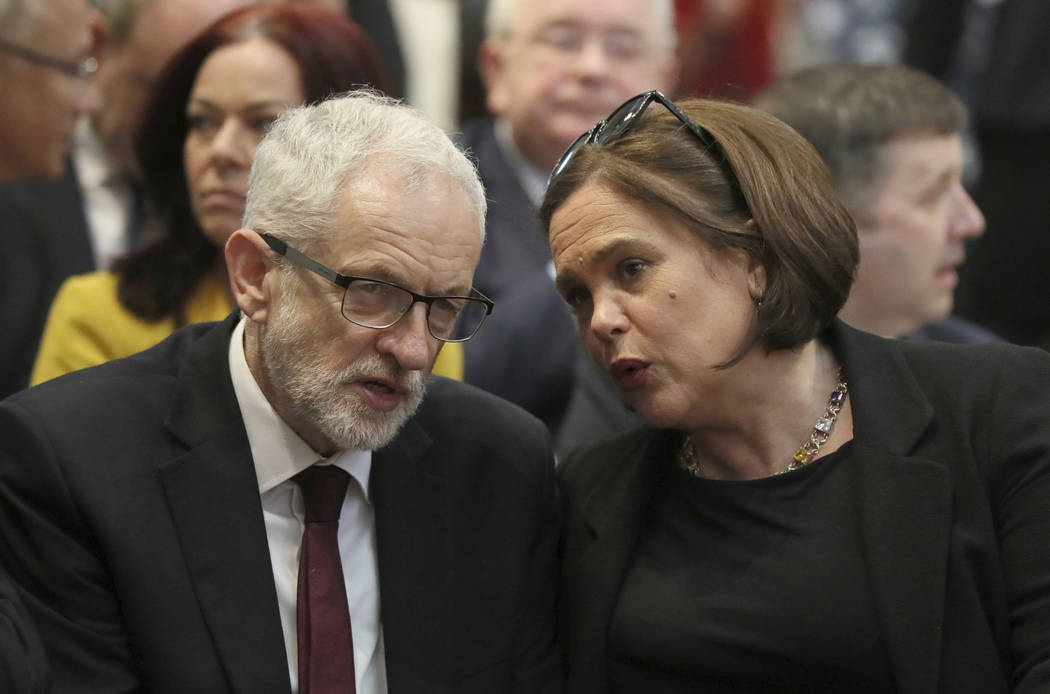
[260,233,494,343]
[0,39,97,79]
[549,90,724,185]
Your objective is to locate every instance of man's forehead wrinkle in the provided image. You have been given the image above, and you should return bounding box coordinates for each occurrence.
[330,220,479,294]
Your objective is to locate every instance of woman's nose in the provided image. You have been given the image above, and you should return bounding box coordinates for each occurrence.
[207,119,252,168]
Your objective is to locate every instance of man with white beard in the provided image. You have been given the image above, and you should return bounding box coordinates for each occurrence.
[0,92,562,694]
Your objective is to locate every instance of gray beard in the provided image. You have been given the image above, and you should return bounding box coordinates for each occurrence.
[260,299,427,451]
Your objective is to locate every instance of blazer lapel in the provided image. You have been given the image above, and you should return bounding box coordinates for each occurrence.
[158,316,291,694]
[836,323,953,694]
[371,418,454,694]
[565,430,672,693]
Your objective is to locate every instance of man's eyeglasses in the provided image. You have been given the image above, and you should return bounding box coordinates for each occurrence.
[261,233,494,343]
[0,39,97,79]
[549,90,724,185]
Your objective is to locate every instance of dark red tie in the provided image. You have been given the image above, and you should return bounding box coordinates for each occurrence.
[295,465,356,694]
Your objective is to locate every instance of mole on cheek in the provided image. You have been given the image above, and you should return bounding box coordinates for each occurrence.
[668,290,677,300]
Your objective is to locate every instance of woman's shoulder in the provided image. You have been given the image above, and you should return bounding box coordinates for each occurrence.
[30,272,179,386]
[893,334,1050,394]
[839,320,1050,398]
[558,425,660,490]
[51,270,122,307]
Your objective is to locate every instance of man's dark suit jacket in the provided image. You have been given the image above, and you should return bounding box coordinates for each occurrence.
[0,167,94,399]
[455,118,550,303]
[457,119,582,434]
[558,322,1050,693]
[0,564,46,694]
[0,314,562,694]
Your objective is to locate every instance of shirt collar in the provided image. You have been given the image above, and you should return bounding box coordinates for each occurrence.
[71,117,119,190]
[228,315,373,500]
[494,117,549,207]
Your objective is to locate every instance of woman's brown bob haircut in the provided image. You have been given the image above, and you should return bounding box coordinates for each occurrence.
[540,98,859,357]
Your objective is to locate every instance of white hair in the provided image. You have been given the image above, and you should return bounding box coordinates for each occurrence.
[484,0,676,52]
[244,90,486,251]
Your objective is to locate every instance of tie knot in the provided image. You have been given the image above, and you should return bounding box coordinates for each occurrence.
[295,465,351,523]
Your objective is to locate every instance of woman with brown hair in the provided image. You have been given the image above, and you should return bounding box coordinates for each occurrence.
[544,91,1050,692]
[31,3,463,383]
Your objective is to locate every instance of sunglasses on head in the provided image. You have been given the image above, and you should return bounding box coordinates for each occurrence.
[548,90,726,186]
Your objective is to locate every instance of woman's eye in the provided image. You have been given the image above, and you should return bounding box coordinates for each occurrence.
[251,115,279,133]
[619,259,647,278]
[186,114,216,134]
[562,287,592,312]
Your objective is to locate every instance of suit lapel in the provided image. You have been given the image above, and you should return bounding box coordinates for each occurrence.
[836,323,952,694]
[371,417,454,693]
[565,430,672,693]
[158,316,291,694]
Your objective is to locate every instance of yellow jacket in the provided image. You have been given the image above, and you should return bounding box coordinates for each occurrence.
[30,271,463,386]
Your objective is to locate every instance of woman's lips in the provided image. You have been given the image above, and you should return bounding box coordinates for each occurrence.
[199,189,246,207]
[609,358,650,390]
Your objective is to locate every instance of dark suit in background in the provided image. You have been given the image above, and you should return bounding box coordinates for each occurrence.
[348,0,491,123]
[465,270,577,434]
[558,322,1050,692]
[906,0,1050,347]
[455,118,550,302]
[457,119,583,433]
[0,315,562,693]
[0,167,94,399]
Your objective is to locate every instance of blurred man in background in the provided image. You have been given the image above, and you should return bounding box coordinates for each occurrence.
[755,62,993,342]
[0,0,247,399]
[1,1,99,687]
[460,0,677,433]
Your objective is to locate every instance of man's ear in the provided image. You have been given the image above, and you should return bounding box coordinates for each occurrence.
[478,39,509,116]
[225,229,276,323]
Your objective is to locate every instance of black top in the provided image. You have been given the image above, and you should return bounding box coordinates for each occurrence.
[609,442,897,693]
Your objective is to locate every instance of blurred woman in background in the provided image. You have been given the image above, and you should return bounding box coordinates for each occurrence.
[544,91,1050,693]
[32,3,463,383]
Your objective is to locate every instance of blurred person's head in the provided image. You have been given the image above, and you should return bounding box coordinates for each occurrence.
[90,0,253,177]
[116,2,388,323]
[541,94,857,422]
[226,92,487,454]
[0,0,100,182]
[479,0,677,172]
[754,63,986,338]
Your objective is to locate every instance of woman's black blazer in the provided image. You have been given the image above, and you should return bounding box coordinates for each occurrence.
[558,321,1050,694]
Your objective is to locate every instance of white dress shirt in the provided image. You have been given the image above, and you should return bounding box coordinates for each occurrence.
[228,316,387,694]
[71,118,136,270]
[494,118,558,281]
[493,117,550,208]
[388,0,460,131]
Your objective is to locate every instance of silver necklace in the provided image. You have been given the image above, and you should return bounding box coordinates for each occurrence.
[678,368,848,477]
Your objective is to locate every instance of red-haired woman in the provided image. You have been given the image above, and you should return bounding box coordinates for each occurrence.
[32,4,462,383]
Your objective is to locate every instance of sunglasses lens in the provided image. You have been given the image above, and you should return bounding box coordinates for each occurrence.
[550,130,592,182]
[594,93,652,145]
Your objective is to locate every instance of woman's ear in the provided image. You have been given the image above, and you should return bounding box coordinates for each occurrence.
[743,219,767,302]
[225,229,276,323]
[747,260,767,304]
